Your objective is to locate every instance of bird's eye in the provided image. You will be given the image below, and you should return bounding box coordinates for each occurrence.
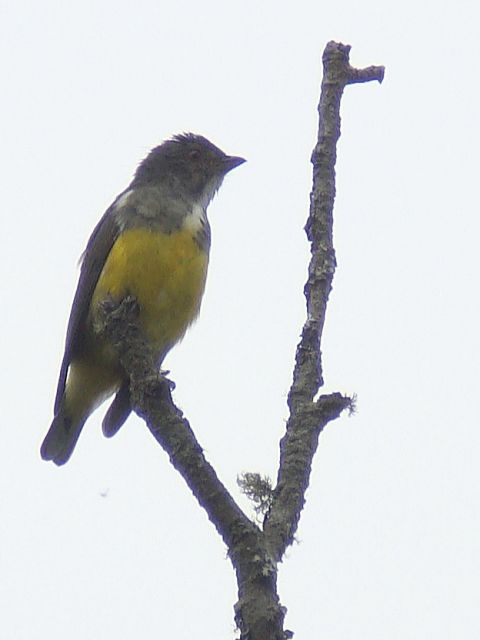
[189,149,200,160]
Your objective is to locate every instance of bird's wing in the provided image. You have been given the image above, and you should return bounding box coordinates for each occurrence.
[53,200,123,412]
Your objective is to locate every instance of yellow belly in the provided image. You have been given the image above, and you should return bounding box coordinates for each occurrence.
[91,226,209,354]
[63,225,208,422]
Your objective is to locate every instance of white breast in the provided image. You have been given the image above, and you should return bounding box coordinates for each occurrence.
[183,203,207,233]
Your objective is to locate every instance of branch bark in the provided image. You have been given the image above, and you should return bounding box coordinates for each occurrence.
[98,41,384,640]
[263,41,383,562]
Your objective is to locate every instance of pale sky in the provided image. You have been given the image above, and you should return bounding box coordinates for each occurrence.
[1,1,479,638]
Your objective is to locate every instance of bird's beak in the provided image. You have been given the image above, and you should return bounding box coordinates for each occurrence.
[222,155,246,173]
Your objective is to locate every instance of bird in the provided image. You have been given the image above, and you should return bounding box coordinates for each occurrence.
[41,133,245,465]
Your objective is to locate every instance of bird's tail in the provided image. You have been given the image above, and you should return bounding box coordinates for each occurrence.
[40,404,87,466]
[102,381,131,438]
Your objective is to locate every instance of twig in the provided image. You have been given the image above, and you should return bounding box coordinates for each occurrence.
[263,41,383,562]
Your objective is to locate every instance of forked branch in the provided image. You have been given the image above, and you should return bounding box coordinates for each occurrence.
[99,41,384,640]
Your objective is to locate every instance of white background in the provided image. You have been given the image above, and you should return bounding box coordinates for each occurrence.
[1,1,479,638]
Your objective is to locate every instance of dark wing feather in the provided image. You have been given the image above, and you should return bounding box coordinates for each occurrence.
[53,202,122,412]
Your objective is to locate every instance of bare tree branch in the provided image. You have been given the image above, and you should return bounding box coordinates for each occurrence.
[263,42,383,563]
[98,296,255,547]
[98,40,384,640]
[97,295,285,639]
